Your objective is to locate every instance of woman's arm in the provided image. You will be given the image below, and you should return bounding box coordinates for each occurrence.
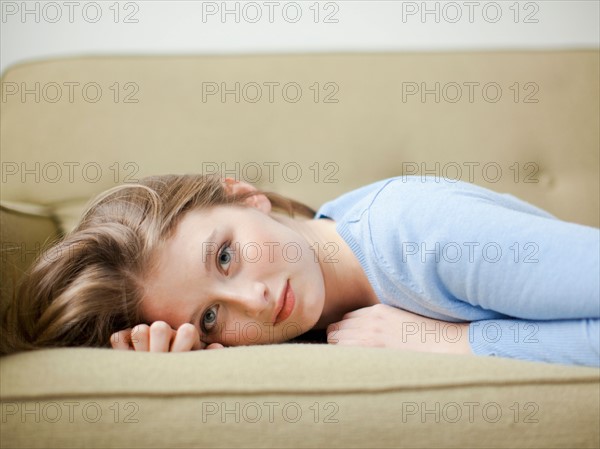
[425,185,600,366]
[372,179,600,320]
[468,318,599,366]
[337,178,600,365]
[326,306,599,366]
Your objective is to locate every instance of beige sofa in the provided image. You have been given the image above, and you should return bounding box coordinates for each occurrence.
[1,52,599,448]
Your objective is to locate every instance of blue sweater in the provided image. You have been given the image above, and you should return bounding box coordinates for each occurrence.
[314,177,600,367]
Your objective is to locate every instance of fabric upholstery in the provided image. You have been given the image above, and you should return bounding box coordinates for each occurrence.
[2,346,600,448]
[1,52,599,448]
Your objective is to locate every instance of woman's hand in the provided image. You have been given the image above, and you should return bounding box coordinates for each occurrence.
[326,304,473,355]
[110,321,224,352]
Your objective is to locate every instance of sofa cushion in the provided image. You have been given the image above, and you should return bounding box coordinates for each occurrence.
[1,345,599,448]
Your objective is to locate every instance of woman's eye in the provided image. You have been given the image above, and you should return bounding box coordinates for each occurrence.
[202,305,219,334]
[217,243,233,272]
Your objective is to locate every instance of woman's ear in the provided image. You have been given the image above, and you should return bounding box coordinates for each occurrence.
[222,178,272,213]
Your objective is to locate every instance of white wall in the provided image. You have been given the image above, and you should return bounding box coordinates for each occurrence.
[1,0,599,75]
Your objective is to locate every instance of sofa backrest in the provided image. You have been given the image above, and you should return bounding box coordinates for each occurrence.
[1,51,598,243]
[0,207,59,313]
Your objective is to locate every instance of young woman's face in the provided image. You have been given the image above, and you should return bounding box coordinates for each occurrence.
[141,204,326,347]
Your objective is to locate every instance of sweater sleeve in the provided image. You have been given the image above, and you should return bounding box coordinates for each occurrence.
[468,318,599,366]
[368,178,600,366]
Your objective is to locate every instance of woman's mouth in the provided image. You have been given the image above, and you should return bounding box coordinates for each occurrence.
[273,280,295,325]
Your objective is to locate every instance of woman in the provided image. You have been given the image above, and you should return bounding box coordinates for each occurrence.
[3,174,599,366]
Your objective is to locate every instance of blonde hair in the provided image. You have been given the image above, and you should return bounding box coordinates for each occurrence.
[1,174,316,355]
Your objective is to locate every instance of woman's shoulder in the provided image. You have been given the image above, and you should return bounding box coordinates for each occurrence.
[368,176,556,221]
[369,176,493,209]
[315,176,473,222]
[316,175,555,226]
[328,176,501,201]
[314,178,397,221]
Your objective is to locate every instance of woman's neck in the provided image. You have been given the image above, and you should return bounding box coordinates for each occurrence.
[272,213,380,330]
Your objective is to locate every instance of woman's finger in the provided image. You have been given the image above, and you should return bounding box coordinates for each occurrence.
[130,324,150,352]
[326,324,344,344]
[111,322,224,352]
[110,329,133,350]
[149,321,175,352]
[171,323,201,352]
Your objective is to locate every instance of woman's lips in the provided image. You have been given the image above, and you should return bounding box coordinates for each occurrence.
[274,280,295,325]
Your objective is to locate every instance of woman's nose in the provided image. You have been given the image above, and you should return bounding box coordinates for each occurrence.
[223,282,268,318]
